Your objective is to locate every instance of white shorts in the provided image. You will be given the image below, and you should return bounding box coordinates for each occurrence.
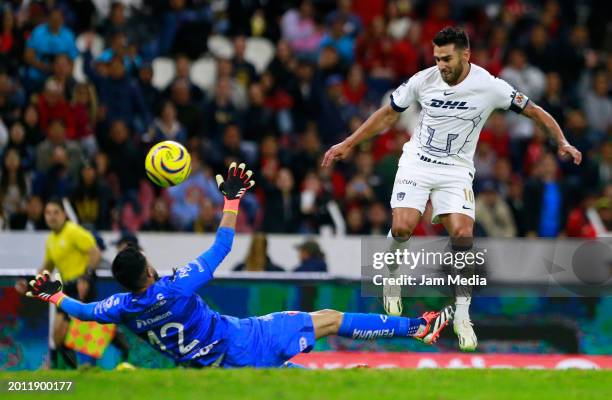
[390,158,475,223]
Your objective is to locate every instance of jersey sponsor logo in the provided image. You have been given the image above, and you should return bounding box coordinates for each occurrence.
[351,329,395,339]
[395,178,417,186]
[136,311,173,329]
[397,192,406,201]
[429,99,469,109]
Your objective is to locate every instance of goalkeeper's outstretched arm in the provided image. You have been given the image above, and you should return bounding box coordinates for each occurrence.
[26,271,119,323]
[170,162,256,293]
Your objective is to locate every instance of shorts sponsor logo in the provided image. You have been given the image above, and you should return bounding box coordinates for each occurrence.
[299,336,308,351]
[397,192,406,201]
[395,179,417,186]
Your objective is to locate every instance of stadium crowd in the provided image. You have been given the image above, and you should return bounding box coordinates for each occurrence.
[0,0,610,238]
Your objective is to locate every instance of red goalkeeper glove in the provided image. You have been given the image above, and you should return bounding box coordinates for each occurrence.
[215,162,255,214]
[26,271,66,306]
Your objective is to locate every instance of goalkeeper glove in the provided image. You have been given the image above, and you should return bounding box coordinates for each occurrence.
[216,162,255,214]
[26,271,66,306]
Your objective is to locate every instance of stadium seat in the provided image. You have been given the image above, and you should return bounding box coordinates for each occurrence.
[152,57,176,90]
[245,37,275,73]
[190,57,217,91]
[207,34,234,59]
[76,32,104,57]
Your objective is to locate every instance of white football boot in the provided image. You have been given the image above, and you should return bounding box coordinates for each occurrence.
[454,317,478,351]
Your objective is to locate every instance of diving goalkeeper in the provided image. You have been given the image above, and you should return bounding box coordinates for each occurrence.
[26,162,453,368]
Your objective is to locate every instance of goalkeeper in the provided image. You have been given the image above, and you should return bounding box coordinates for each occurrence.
[26,162,453,368]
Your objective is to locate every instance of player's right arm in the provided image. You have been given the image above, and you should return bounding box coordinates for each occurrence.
[321,105,400,167]
[25,271,122,324]
[322,74,420,167]
[170,162,255,293]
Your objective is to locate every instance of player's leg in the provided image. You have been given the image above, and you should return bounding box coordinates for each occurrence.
[384,207,422,315]
[387,164,430,315]
[310,306,453,344]
[438,212,478,351]
[52,312,77,368]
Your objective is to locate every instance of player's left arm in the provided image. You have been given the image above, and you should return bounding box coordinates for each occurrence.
[26,271,121,323]
[171,162,255,293]
[521,102,582,165]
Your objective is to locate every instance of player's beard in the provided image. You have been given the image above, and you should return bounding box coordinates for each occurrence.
[441,64,463,85]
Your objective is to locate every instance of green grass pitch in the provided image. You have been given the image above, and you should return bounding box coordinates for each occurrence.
[2,369,611,400]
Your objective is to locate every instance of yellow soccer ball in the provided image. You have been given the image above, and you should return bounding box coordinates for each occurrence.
[145,141,191,187]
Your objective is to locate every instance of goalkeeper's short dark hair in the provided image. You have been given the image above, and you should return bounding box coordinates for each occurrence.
[112,245,147,291]
[433,27,470,50]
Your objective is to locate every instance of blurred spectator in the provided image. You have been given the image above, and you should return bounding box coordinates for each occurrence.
[367,201,390,235]
[595,141,612,190]
[37,78,75,138]
[523,153,569,237]
[320,16,355,65]
[474,132,497,181]
[0,69,26,123]
[1,147,28,220]
[475,179,517,238]
[317,74,355,145]
[204,77,239,138]
[24,9,78,90]
[191,198,219,233]
[158,0,211,58]
[292,123,323,184]
[539,72,568,125]
[299,171,336,233]
[105,120,142,210]
[281,0,324,60]
[291,61,320,132]
[261,168,301,233]
[142,197,175,231]
[524,24,556,73]
[8,195,46,230]
[260,70,293,135]
[232,35,257,88]
[243,82,276,141]
[582,70,612,134]
[70,83,98,156]
[170,78,202,140]
[138,63,162,113]
[294,238,327,272]
[146,101,187,144]
[168,153,223,229]
[21,104,44,146]
[165,54,203,103]
[71,162,112,230]
[85,53,151,135]
[51,54,76,100]
[343,64,368,105]
[586,195,612,237]
[325,0,363,39]
[35,119,83,179]
[267,40,298,90]
[500,48,546,102]
[233,233,284,272]
[565,193,598,238]
[346,206,367,234]
[5,122,34,171]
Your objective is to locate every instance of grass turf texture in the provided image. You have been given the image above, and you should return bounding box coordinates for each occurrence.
[2,369,611,400]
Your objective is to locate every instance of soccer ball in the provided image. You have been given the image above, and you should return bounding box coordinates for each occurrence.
[145,141,191,187]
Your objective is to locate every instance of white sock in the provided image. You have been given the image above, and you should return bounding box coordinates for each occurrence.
[455,297,471,321]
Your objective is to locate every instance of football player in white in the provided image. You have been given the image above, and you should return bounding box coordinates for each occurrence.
[322,27,581,351]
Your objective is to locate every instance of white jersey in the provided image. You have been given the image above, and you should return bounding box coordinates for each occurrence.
[390,63,529,172]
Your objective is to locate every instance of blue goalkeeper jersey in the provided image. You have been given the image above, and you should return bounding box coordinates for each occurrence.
[60,227,238,366]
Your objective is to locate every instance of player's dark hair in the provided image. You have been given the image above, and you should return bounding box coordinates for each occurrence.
[112,245,148,291]
[46,197,65,212]
[433,27,470,50]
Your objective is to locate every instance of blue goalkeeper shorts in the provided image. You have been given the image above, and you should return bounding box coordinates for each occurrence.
[222,311,316,368]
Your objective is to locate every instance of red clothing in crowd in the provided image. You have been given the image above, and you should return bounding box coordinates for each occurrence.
[38,95,76,138]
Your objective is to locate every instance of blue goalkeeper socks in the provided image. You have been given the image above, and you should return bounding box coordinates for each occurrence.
[338,313,425,339]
